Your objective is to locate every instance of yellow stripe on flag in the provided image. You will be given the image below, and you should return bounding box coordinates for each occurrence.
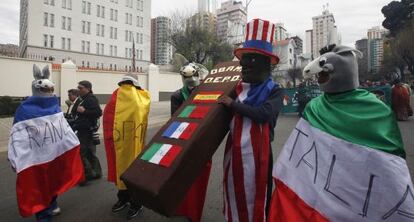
[193,94,221,101]
[113,85,150,189]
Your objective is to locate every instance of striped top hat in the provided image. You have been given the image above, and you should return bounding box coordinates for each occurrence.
[234,19,279,65]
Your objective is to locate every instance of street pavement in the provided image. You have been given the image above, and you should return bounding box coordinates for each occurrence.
[0,100,413,222]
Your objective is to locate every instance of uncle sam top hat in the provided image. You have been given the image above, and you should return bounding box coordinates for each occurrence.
[234,18,280,65]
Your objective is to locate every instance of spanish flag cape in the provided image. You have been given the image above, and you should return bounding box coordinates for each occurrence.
[269,89,414,222]
[103,85,150,189]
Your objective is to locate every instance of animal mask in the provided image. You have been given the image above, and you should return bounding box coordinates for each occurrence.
[303,45,363,93]
[32,64,55,97]
[179,62,208,89]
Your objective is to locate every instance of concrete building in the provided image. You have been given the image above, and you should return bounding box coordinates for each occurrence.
[291,36,303,55]
[19,0,151,72]
[216,0,247,45]
[367,26,387,74]
[355,38,369,80]
[187,12,217,32]
[0,44,19,57]
[198,0,217,14]
[151,16,173,65]
[306,9,340,58]
[305,29,313,56]
[274,23,288,41]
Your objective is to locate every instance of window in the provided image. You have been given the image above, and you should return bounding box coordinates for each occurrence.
[101,25,105,37]
[62,16,66,29]
[125,13,128,24]
[97,5,100,17]
[102,6,105,18]
[125,30,128,41]
[96,43,100,54]
[68,0,72,10]
[115,10,118,21]
[114,46,117,56]
[82,1,86,13]
[115,28,118,39]
[62,0,66,8]
[87,22,91,34]
[110,9,114,20]
[62,37,66,49]
[44,0,48,4]
[86,41,90,53]
[82,40,85,52]
[67,38,71,50]
[43,34,48,47]
[82,21,86,33]
[96,24,100,36]
[43,13,48,26]
[50,35,54,48]
[101,44,104,55]
[67,18,71,31]
[87,2,91,14]
[50,14,54,27]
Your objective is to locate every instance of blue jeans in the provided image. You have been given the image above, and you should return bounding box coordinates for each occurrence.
[35,197,58,222]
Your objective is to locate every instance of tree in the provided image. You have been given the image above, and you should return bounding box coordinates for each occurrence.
[167,10,234,69]
[287,68,302,88]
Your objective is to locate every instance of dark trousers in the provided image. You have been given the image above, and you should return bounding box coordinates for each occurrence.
[35,197,57,222]
[78,131,102,180]
[118,190,142,209]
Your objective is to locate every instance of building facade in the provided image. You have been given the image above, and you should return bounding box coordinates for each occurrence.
[291,36,303,55]
[306,9,340,58]
[367,26,387,74]
[274,23,288,41]
[216,0,246,45]
[187,12,217,32]
[305,29,313,56]
[355,38,369,79]
[198,0,217,14]
[151,16,173,65]
[19,0,151,72]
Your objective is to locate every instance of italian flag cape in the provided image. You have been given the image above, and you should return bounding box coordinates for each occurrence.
[103,85,150,190]
[8,96,83,217]
[269,89,414,222]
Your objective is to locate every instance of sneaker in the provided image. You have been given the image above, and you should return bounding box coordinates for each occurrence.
[126,205,143,220]
[112,200,129,213]
[51,207,61,216]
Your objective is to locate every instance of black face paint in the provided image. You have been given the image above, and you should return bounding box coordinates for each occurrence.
[240,53,271,84]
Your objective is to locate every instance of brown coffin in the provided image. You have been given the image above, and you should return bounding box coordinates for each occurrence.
[121,61,242,216]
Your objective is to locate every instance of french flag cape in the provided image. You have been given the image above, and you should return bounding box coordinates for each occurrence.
[8,96,83,217]
[269,89,414,222]
[223,78,277,222]
[103,85,150,190]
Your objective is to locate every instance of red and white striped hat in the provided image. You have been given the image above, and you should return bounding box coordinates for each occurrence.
[234,18,280,64]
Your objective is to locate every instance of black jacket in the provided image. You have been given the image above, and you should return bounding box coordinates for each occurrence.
[71,93,102,132]
[230,87,283,142]
[170,87,194,115]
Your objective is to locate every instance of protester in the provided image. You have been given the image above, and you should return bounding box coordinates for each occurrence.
[71,80,102,184]
[103,74,150,219]
[218,19,283,222]
[64,89,79,123]
[392,79,413,121]
[269,45,414,221]
[171,62,211,222]
[8,65,83,222]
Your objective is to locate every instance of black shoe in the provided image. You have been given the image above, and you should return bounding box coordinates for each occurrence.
[126,205,143,220]
[112,200,129,213]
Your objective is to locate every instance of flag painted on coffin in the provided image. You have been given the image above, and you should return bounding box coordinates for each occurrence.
[178,105,211,119]
[162,121,198,140]
[193,91,223,103]
[141,143,182,167]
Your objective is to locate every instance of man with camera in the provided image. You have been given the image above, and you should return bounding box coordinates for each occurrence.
[71,80,103,185]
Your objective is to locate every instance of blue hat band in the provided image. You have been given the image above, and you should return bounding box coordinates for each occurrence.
[243,40,273,54]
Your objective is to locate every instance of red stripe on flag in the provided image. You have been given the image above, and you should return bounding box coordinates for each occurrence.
[245,21,250,41]
[251,123,270,222]
[179,123,198,140]
[159,145,182,167]
[189,106,211,119]
[262,21,269,41]
[232,115,249,221]
[223,140,234,222]
[103,89,118,183]
[268,179,329,222]
[16,146,83,217]
[270,24,275,44]
[252,19,259,40]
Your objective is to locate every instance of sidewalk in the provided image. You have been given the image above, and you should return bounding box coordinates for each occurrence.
[0,101,171,153]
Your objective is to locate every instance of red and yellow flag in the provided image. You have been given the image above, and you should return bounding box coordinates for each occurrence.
[103,85,150,189]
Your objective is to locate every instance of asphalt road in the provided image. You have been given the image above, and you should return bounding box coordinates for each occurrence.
[0,112,413,222]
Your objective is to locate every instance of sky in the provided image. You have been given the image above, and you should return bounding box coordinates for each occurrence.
[0,0,390,47]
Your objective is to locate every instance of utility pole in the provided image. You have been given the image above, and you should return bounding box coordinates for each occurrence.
[246,0,253,17]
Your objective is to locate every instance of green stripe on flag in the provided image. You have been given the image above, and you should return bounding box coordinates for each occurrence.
[141,143,163,161]
[303,89,405,158]
[178,105,196,118]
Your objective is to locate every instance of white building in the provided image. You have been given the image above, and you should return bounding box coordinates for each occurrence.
[306,9,340,58]
[151,16,173,65]
[274,23,288,41]
[216,0,247,45]
[366,27,387,74]
[19,0,151,72]
[198,0,217,14]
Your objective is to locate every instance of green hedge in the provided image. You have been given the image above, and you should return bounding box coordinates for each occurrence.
[0,96,22,117]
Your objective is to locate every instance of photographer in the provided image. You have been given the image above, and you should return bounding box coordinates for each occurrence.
[64,89,79,124]
[71,80,103,185]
